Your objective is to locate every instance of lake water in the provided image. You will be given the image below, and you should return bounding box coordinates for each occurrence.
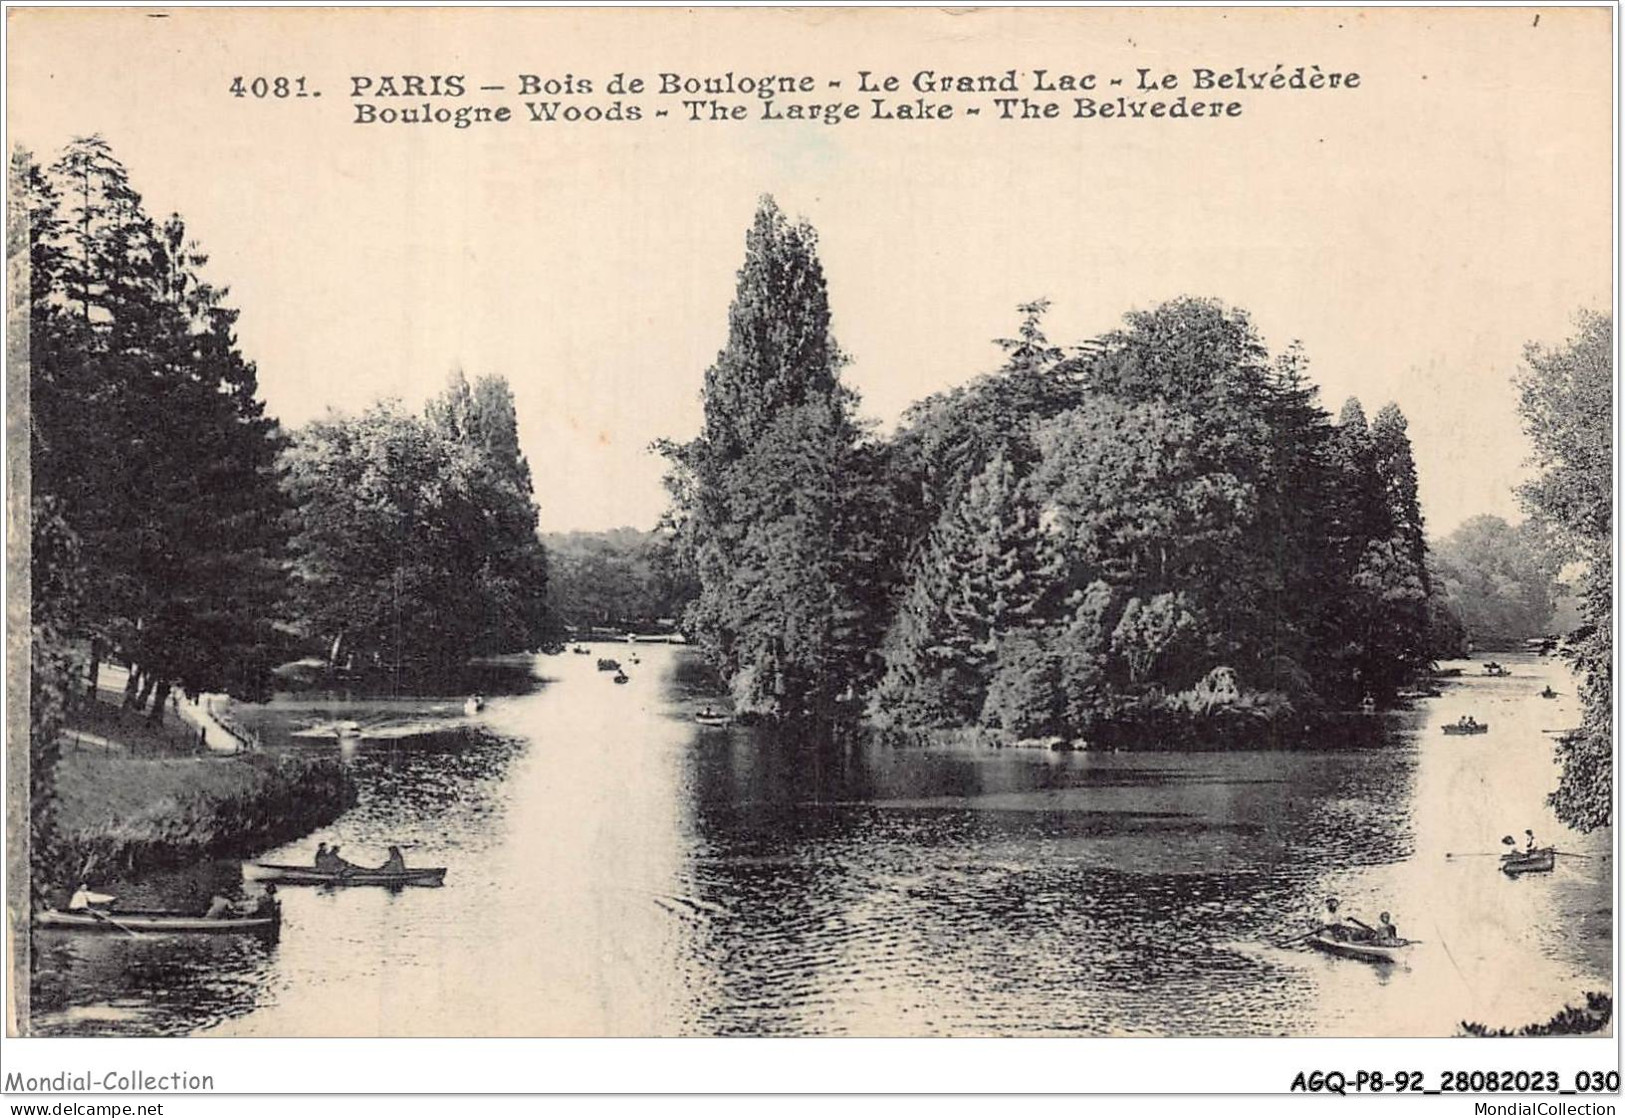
[31,649,1612,1037]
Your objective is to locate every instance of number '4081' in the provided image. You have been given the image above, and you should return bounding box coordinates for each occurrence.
[230,77,315,98]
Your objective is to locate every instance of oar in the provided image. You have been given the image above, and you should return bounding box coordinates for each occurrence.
[85,907,145,938]
[1554,851,1598,860]
[1446,852,1511,859]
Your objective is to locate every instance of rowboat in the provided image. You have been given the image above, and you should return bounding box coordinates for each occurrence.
[1306,929,1411,965]
[463,695,485,716]
[36,908,280,935]
[1501,847,1557,876]
[1442,723,1489,735]
[251,862,447,887]
[694,713,731,727]
[596,658,621,672]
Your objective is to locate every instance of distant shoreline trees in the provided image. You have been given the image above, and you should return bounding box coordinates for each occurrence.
[664,197,1442,740]
[1431,515,1559,651]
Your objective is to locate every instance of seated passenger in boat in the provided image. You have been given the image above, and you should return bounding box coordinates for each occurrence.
[380,846,407,873]
[204,894,236,919]
[67,882,116,911]
[314,842,331,868]
[1525,829,1538,853]
[1375,911,1399,945]
[242,884,278,918]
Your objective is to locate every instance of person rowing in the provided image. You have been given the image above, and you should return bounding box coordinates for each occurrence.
[379,846,407,873]
[67,882,116,911]
[1320,897,1379,942]
[238,884,278,918]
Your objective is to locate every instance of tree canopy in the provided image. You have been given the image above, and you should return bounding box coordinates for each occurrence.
[1432,515,1558,650]
[1517,311,1612,829]
[660,210,1442,741]
[22,136,291,719]
[284,372,552,678]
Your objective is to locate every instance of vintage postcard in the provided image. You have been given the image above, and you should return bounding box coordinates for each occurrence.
[2,2,1615,1095]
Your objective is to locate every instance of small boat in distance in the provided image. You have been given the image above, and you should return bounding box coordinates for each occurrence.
[1442,720,1489,736]
[694,709,731,727]
[464,694,485,716]
[1501,847,1557,876]
[613,672,630,685]
[597,658,621,672]
[252,862,448,887]
[1483,662,1510,677]
[36,907,281,936]
[572,646,591,655]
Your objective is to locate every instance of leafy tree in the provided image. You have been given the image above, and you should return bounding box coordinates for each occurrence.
[25,137,291,720]
[1516,311,1612,829]
[1315,398,1433,703]
[285,374,551,677]
[871,450,1044,725]
[661,197,884,724]
[1432,515,1558,649]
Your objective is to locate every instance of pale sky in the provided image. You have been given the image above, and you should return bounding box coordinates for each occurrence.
[8,7,1613,535]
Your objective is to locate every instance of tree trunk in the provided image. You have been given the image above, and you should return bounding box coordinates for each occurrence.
[86,638,102,697]
[122,666,143,710]
[147,680,171,726]
[134,672,157,714]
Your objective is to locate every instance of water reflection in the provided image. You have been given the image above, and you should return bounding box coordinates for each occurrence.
[31,648,1612,1037]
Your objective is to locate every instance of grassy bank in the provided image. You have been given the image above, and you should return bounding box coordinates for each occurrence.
[42,743,356,888]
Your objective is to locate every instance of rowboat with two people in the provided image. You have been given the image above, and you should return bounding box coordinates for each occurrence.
[38,881,281,937]
[253,843,447,887]
[694,707,731,727]
[1442,715,1488,736]
[37,906,281,936]
[1303,898,1413,965]
[1501,831,1557,877]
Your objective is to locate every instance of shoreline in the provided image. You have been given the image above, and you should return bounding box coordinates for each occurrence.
[39,738,356,902]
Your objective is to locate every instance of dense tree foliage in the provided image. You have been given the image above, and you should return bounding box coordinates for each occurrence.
[661,208,1440,738]
[661,197,893,724]
[21,137,290,721]
[543,528,694,630]
[284,372,552,677]
[1432,515,1558,649]
[1516,311,1612,829]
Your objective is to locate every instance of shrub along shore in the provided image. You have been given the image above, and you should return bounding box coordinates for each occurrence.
[40,742,355,892]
